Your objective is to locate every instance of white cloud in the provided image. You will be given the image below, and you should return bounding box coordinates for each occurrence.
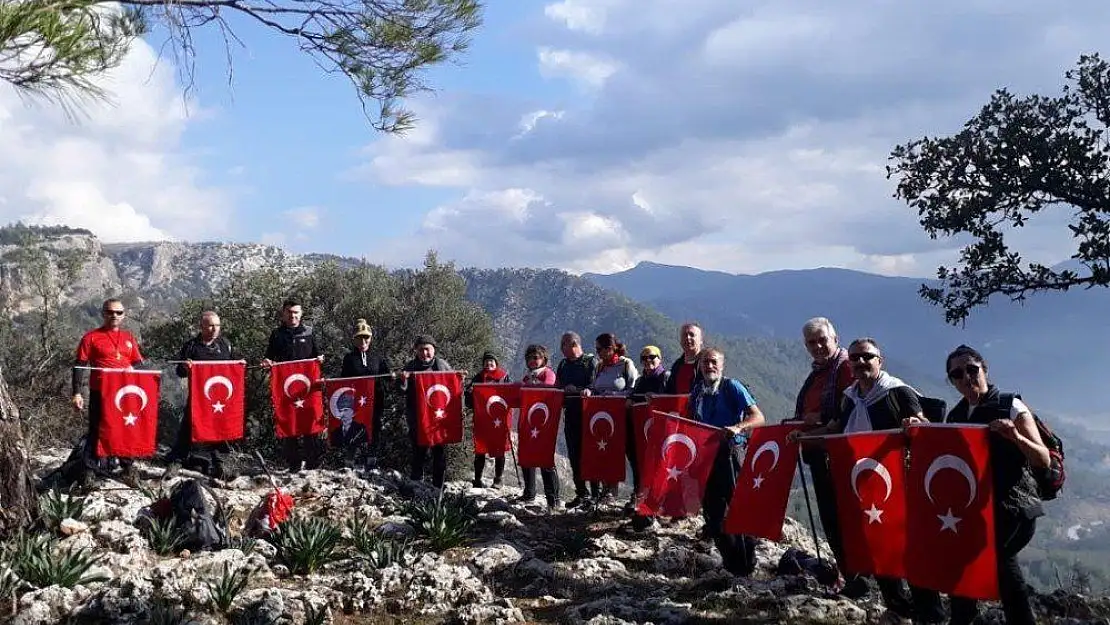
[0,31,230,243]
[537,47,620,89]
[283,206,322,229]
[356,1,1110,276]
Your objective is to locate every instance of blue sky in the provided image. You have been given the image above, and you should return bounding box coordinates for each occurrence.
[1,0,1107,277]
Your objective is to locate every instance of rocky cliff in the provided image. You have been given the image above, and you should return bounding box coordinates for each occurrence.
[10,450,1107,625]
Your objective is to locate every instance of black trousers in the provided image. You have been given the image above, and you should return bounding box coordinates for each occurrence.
[805,450,853,573]
[280,435,325,471]
[169,402,226,472]
[522,466,560,501]
[704,440,756,575]
[407,418,446,487]
[563,407,599,498]
[473,454,505,483]
[949,514,1037,625]
[625,409,640,492]
[876,578,945,623]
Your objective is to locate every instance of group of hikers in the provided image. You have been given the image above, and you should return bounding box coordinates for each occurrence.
[66,297,1052,625]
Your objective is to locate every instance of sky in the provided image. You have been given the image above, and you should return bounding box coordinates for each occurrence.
[0,0,1106,277]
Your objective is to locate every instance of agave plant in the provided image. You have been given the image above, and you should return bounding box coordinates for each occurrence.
[147,595,198,625]
[38,489,85,532]
[304,601,330,625]
[206,562,251,614]
[273,516,343,575]
[403,492,477,552]
[145,517,186,556]
[7,533,107,589]
[346,514,417,569]
[227,535,257,556]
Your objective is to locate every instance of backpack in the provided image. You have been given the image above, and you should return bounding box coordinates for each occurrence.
[1000,393,1065,501]
[168,479,229,551]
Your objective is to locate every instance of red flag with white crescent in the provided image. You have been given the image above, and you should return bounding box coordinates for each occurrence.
[518,387,564,468]
[580,396,628,483]
[723,423,802,541]
[413,371,464,446]
[905,424,998,600]
[97,369,161,458]
[826,430,908,578]
[471,383,519,456]
[631,395,690,497]
[189,360,246,443]
[324,376,376,439]
[269,359,325,438]
[636,413,722,517]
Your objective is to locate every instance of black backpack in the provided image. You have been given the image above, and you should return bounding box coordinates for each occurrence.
[169,479,229,551]
[999,393,1065,501]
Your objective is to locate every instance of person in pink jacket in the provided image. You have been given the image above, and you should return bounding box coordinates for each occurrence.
[520,344,561,510]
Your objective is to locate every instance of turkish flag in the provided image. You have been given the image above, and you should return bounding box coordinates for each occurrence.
[189,360,246,443]
[723,423,802,541]
[472,383,520,456]
[270,359,325,438]
[97,369,161,458]
[630,395,689,497]
[325,376,376,438]
[905,424,998,600]
[636,413,722,517]
[581,396,628,483]
[413,371,464,446]
[826,431,908,578]
[518,387,564,468]
[650,394,689,419]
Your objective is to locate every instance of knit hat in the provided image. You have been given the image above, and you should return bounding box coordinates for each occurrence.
[413,334,436,349]
[640,345,662,359]
[353,318,373,339]
[481,351,498,364]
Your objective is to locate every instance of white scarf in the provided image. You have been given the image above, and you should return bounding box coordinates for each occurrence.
[842,371,914,433]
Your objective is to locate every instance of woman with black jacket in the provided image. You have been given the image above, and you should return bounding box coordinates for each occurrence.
[939,345,1050,625]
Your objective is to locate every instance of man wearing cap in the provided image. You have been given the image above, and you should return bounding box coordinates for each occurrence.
[337,319,392,469]
[398,335,453,487]
[464,351,510,488]
[628,345,670,519]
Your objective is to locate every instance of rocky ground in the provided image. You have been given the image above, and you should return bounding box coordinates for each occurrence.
[4,450,1109,625]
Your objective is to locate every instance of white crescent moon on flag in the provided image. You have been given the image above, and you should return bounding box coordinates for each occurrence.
[527,402,550,429]
[924,454,978,508]
[643,416,654,442]
[660,433,698,470]
[589,411,615,438]
[283,373,312,398]
[486,395,509,416]
[851,457,893,502]
[203,375,234,401]
[750,440,781,472]
[424,383,452,407]
[114,384,148,412]
[329,386,355,418]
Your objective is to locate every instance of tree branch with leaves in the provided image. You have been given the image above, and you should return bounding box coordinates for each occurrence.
[1,0,482,131]
[887,53,1110,325]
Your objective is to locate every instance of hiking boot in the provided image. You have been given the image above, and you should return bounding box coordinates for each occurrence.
[630,514,656,532]
[492,477,503,488]
[839,575,871,599]
[547,498,564,513]
[517,492,538,504]
[566,495,589,509]
[472,479,485,489]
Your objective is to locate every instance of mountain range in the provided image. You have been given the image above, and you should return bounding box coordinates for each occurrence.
[584,261,1110,429]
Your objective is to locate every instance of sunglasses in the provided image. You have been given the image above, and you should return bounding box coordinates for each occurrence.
[849,352,879,363]
[948,363,981,381]
[103,310,125,316]
[641,355,659,361]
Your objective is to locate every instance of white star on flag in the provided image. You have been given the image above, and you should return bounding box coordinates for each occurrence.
[666,466,682,481]
[937,508,962,533]
[493,418,502,428]
[530,428,540,438]
[864,504,884,524]
[294,399,305,409]
[752,474,765,489]
[358,396,367,406]
[123,413,138,426]
[212,401,225,413]
[434,408,445,420]
[597,440,608,451]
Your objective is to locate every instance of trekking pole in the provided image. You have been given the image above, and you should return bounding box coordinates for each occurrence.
[254,450,280,491]
[508,430,523,487]
[796,454,825,573]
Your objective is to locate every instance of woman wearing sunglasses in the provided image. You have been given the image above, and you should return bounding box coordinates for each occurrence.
[940,345,1049,625]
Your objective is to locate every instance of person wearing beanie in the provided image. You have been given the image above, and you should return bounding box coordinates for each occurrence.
[464,351,510,488]
[398,334,453,487]
[337,319,391,469]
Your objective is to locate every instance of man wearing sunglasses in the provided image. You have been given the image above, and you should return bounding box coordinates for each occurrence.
[71,298,145,486]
